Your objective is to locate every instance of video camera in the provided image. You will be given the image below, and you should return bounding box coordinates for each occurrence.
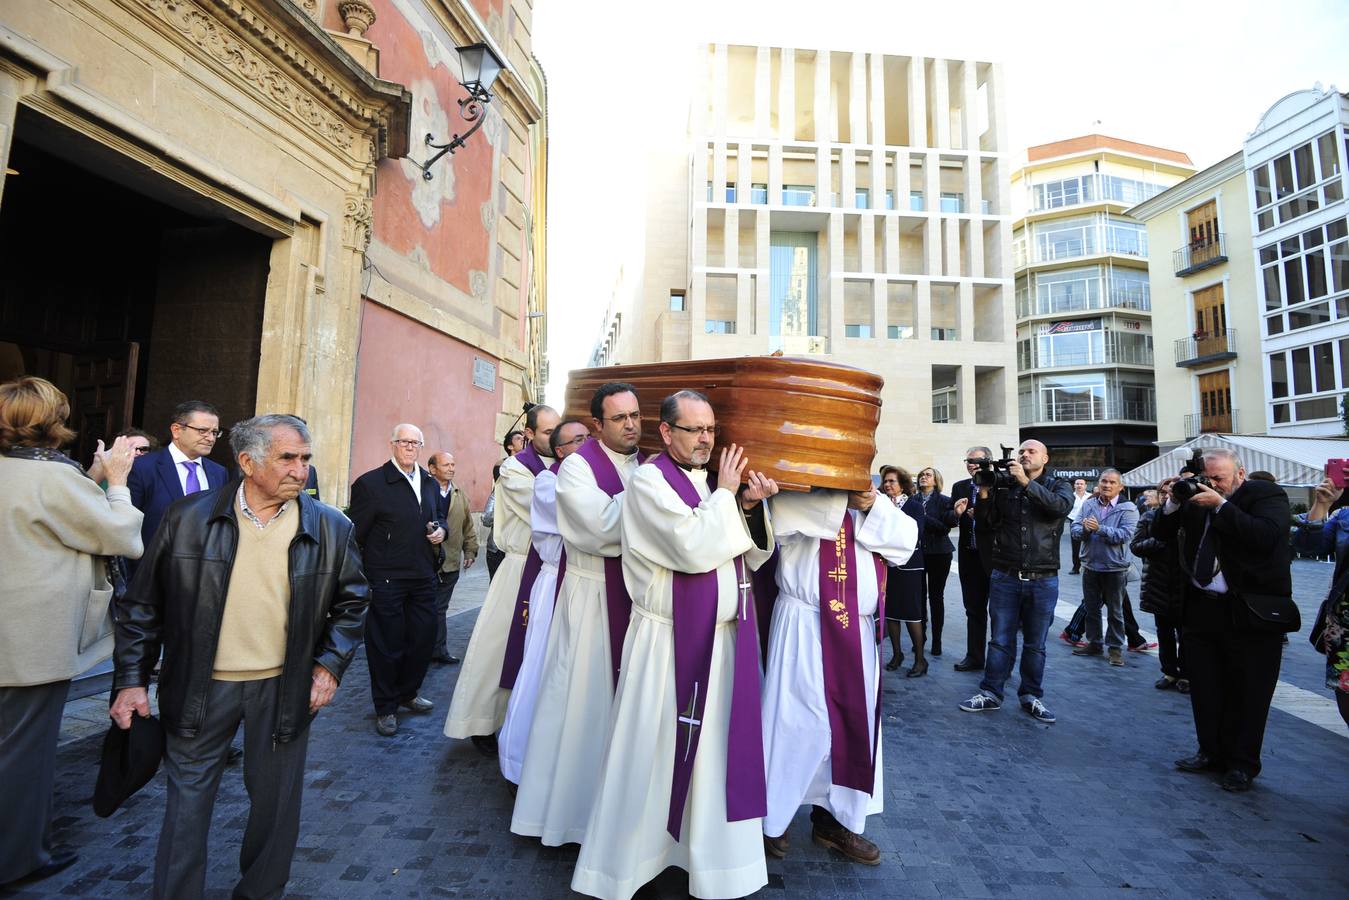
[1169,449,1214,503]
[968,445,1018,490]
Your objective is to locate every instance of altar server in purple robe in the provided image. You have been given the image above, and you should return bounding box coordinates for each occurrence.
[572,390,777,900]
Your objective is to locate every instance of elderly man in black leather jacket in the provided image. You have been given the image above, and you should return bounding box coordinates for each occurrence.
[958,440,1074,723]
[110,414,369,900]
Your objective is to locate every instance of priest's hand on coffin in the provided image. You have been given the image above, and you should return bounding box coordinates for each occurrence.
[847,486,876,512]
[741,470,780,508]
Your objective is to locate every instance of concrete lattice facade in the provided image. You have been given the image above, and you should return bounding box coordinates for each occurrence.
[593,44,1017,474]
[1011,136,1194,477]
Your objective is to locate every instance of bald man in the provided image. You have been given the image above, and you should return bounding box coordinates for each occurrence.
[958,440,1074,724]
[427,451,478,665]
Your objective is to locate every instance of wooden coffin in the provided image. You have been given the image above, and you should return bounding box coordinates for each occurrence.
[563,356,883,492]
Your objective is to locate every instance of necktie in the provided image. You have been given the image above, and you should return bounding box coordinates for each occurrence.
[1193,513,1216,587]
[968,483,978,550]
[182,460,201,494]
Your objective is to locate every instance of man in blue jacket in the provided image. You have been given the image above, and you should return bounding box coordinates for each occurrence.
[1070,469,1139,667]
[127,400,229,558]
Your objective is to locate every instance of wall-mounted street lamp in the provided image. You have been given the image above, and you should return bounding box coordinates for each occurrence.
[419,42,506,181]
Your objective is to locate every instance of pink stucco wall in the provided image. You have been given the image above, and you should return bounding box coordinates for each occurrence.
[350,300,503,511]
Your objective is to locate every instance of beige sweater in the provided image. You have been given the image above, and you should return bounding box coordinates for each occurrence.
[0,456,144,686]
[213,496,299,681]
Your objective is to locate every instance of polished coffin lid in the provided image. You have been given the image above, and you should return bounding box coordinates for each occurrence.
[563,356,884,492]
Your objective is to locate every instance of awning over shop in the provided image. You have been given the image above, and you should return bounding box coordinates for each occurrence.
[1121,433,1349,488]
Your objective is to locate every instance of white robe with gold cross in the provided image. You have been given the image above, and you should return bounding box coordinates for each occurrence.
[571,464,773,900]
[761,490,916,837]
[444,452,541,739]
[511,442,641,844]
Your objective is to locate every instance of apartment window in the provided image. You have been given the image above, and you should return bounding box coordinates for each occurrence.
[782,184,815,207]
[706,181,713,201]
[669,290,686,312]
[1034,215,1096,262]
[1034,266,1100,315]
[887,324,913,339]
[931,327,957,341]
[1039,373,1107,422]
[1035,319,1104,368]
[1252,129,1345,231]
[1108,269,1150,310]
[724,183,737,203]
[909,191,925,211]
[1268,341,1346,422]
[750,183,768,204]
[855,189,870,209]
[940,192,964,213]
[845,324,872,338]
[705,319,736,334]
[884,190,896,210]
[1186,200,1219,251]
[1270,352,1288,398]
[1104,216,1147,256]
[1259,217,1349,334]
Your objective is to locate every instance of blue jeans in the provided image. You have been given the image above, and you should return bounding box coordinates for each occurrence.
[979,570,1059,702]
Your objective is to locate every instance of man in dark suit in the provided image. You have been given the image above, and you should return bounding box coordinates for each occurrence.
[127,400,229,557]
[349,423,447,737]
[1151,448,1294,792]
[951,446,993,672]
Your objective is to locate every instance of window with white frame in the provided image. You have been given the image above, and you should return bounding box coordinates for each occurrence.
[1251,128,1345,232]
[1258,216,1348,337]
[1268,339,1344,424]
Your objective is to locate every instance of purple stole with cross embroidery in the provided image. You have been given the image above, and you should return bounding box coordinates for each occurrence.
[498,445,548,689]
[572,437,644,688]
[818,510,889,793]
[650,452,767,841]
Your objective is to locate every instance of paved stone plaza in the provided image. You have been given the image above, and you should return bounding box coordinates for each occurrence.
[7,542,1348,899]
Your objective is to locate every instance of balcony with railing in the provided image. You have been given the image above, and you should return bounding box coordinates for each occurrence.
[1025,344,1155,371]
[1019,395,1157,425]
[1173,235,1227,276]
[1185,409,1238,438]
[1174,329,1238,367]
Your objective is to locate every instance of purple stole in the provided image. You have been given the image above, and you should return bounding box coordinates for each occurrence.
[649,452,766,841]
[572,438,644,688]
[818,510,887,794]
[498,446,548,690]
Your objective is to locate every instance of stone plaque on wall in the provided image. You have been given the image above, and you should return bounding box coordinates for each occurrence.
[472,357,497,391]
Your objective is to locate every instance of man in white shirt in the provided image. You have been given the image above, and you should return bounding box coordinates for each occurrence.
[1067,478,1089,575]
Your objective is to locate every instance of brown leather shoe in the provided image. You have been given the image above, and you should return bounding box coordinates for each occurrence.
[764,832,790,858]
[811,821,880,866]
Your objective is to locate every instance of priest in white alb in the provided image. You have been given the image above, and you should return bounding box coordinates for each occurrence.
[497,416,591,783]
[760,485,916,864]
[443,405,559,755]
[512,383,645,843]
[572,390,778,900]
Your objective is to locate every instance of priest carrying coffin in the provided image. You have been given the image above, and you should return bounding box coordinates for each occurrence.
[571,390,778,900]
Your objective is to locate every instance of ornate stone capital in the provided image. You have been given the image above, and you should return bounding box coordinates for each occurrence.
[343,192,373,251]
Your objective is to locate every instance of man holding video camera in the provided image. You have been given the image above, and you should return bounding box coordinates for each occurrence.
[958,440,1074,723]
[1151,448,1295,792]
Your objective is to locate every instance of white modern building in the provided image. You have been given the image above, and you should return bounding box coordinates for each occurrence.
[591,44,1017,471]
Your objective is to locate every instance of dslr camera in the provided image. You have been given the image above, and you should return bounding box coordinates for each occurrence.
[1169,450,1214,503]
[968,445,1018,490]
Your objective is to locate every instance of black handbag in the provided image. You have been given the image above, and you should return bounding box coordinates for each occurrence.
[1239,592,1301,633]
[1309,567,1349,651]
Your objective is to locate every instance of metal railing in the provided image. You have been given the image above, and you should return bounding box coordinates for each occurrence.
[1174,329,1238,366]
[1185,409,1238,438]
[1027,345,1155,370]
[1019,397,1156,425]
[1173,235,1227,276]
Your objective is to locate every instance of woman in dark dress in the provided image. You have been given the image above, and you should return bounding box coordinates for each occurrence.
[881,465,930,677]
[914,467,958,660]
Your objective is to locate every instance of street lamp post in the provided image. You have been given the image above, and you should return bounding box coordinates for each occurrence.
[418,42,506,181]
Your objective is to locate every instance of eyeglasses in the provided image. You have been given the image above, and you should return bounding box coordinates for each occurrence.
[603,413,642,425]
[555,435,588,449]
[392,439,424,448]
[177,423,222,439]
[669,423,720,437]
[133,446,152,455]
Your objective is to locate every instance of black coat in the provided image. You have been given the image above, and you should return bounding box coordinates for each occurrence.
[949,476,994,573]
[348,461,446,580]
[912,490,957,556]
[112,482,369,742]
[1130,507,1183,618]
[975,470,1075,573]
[1149,477,1293,630]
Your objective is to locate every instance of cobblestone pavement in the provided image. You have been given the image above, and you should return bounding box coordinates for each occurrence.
[7,544,1347,899]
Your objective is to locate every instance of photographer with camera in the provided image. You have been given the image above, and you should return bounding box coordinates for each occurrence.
[1151,448,1296,792]
[958,440,1074,723]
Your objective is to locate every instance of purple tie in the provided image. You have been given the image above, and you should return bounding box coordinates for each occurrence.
[182,460,201,494]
